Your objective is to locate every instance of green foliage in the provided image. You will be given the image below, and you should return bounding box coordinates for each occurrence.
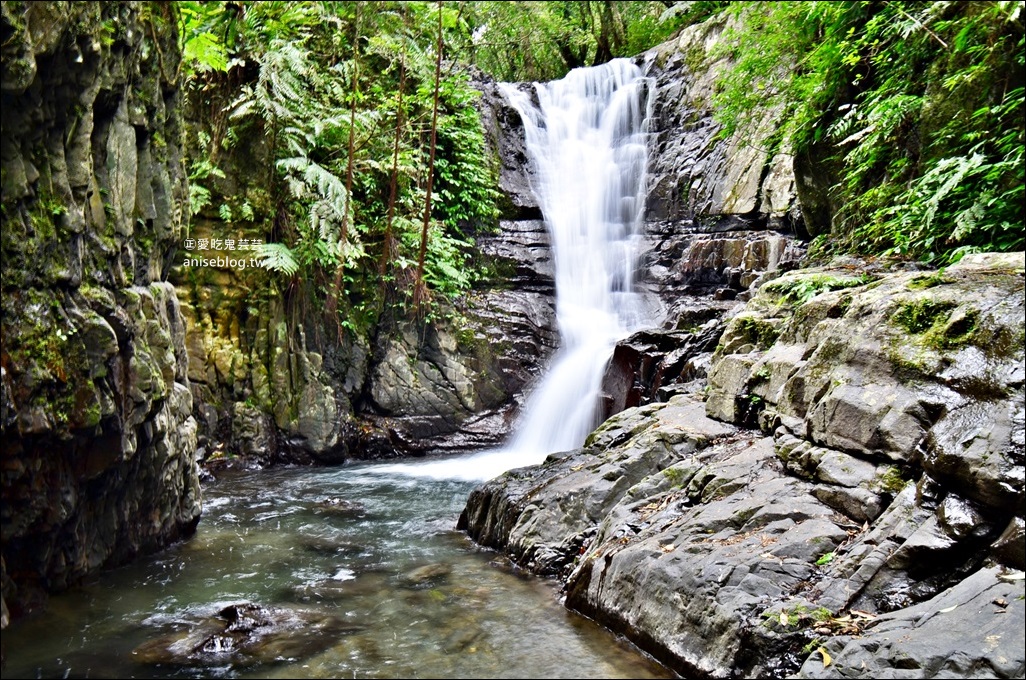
[459,1,716,81]
[179,1,502,329]
[187,155,225,215]
[714,1,1025,263]
[764,273,872,306]
[256,242,300,276]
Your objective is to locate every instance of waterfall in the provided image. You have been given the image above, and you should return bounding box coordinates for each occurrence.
[500,59,654,457]
[364,59,654,481]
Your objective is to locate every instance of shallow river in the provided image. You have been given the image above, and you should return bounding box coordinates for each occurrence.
[2,460,672,679]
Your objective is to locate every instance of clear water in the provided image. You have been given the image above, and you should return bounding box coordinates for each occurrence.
[371,59,655,483]
[1,462,672,679]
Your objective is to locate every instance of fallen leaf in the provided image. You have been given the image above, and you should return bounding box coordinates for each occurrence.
[939,604,958,613]
[659,543,676,553]
[999,572,1025,581]
[993,598,1008,607]
[780,612,789,626]
[818,646,832,667]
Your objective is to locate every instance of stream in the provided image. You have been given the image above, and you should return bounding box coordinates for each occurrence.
[1,459,672,679]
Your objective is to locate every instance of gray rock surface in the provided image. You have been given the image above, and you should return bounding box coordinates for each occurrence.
[641,17,801,233]
[795,566,1025,679]
[461,254,1025,678]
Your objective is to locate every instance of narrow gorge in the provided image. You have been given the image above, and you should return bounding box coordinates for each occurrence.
[2,2,1023,679]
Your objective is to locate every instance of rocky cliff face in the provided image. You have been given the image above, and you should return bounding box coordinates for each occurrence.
[460,252,1025,678]
[1,2,200,618]
[596,18,808,423]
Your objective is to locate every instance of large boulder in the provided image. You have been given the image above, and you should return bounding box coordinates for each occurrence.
[460,253,1025,678]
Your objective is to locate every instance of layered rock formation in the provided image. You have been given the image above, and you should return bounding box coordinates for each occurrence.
[597,18,808,423]
[460,252,1025,678]
[1,2,200,616]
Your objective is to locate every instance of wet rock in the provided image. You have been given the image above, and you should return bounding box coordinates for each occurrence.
[296,536,367,557]
[938,493,990,541]
[2,2,201,616]
[642,19,800,232]
[229,401,277,462]
[600,320,723,419]
[991,517,1026,570]
[470,73,541,220]
[311,497,366,519]
[795,567,1026,679]
[401,563,453,587]
[460,396,737,576]
[444,626,485,653]
[132,602,360,667]
[706,257,1024,470]
[290,570,391,602]
[462,255,1024,677]
[363,281,557,454]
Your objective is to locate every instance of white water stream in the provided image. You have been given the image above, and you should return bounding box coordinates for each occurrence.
[373,59,654,481]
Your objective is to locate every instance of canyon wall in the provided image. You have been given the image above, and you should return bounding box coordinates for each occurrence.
[1,1,200,619]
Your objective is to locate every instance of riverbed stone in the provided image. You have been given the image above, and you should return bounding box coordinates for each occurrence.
[132,602,360,667]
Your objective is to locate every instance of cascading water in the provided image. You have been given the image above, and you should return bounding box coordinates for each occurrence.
[370,59,654,481]
[499,58,654,458]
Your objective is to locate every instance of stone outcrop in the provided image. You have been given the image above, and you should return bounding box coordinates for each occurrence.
[596,21,810,426]
[460,252,1025,679]
[641,16,801,233]
[1,2,200,617]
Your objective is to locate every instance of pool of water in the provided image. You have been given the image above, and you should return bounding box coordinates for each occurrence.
[1,461,673,679]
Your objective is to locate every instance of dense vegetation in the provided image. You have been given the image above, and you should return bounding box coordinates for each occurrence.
[176,0,1023,340]
[177,0,692,335]
[715,1,1024,263]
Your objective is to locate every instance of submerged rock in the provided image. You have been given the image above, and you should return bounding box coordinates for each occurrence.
[401,562,453,587]
[132,602,360,667]
[311,497,367,518]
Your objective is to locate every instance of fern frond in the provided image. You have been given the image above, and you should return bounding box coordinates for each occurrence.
[256,242,300,276]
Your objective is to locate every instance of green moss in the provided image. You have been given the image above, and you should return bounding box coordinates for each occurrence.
[732,315,780,348]
[907,271,951,290]
[925,310,979,350]
[662,466,688,488]
[876,465,908,494]
[761,603,834,631]
[892,299,955,335]
[892,297,979,352]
